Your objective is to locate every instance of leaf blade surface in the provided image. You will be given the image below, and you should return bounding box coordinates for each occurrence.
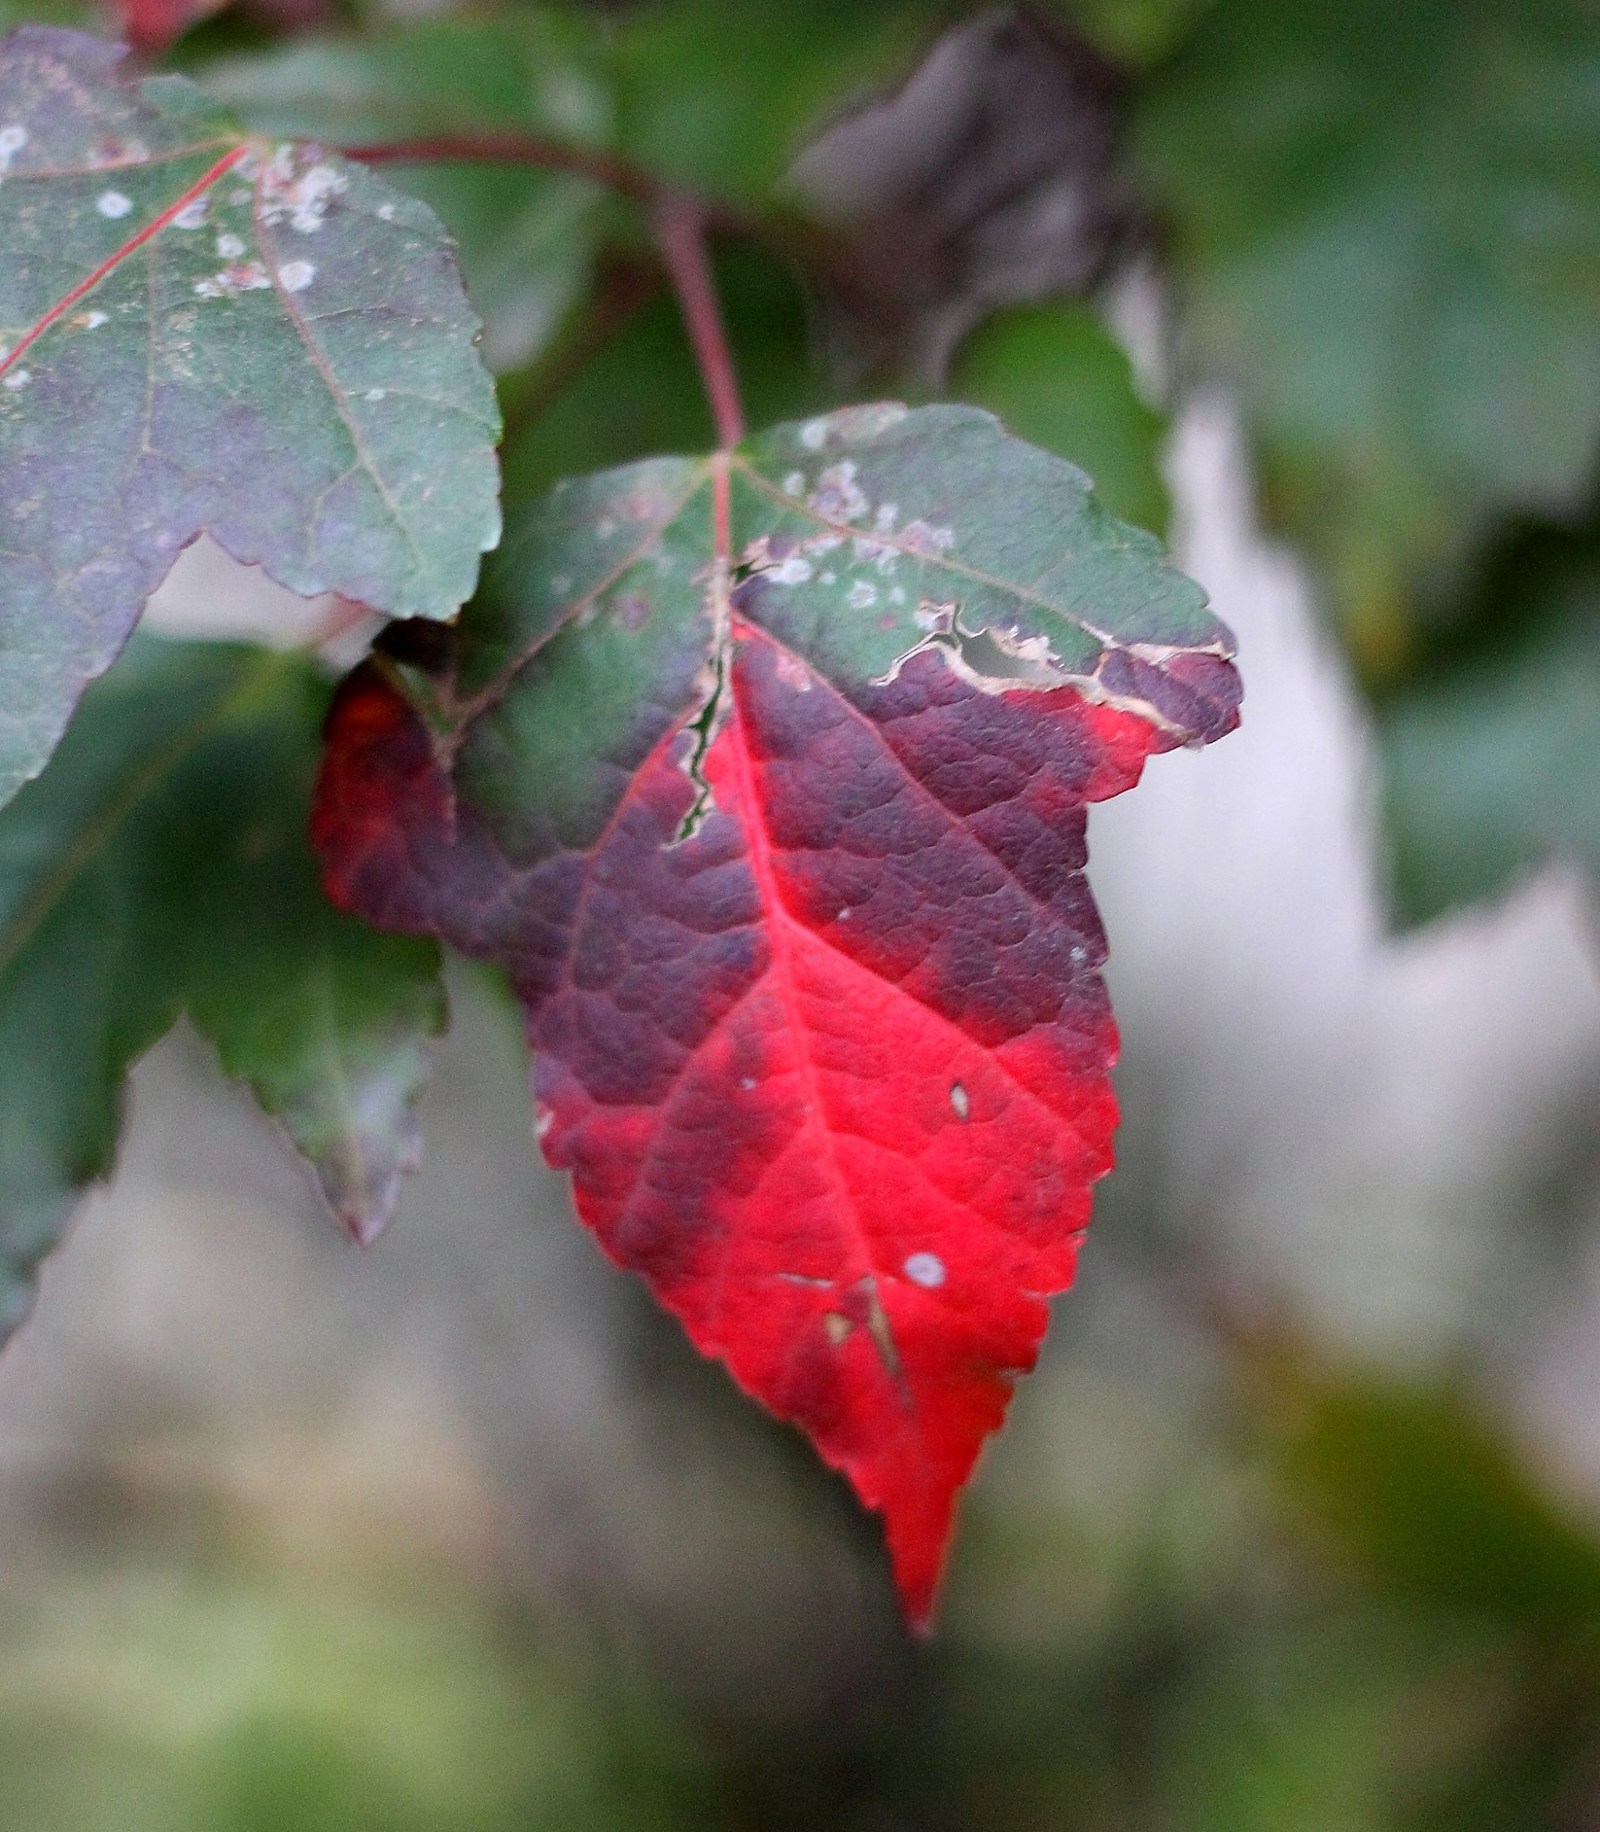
[0,26,500,806]
[0,633,444,1344]
[314,404,1241,1620]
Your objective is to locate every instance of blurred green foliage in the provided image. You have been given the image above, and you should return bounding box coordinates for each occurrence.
[1136,0,1600,673]
[11,1324,1600,1831]
[1133,0,1600,923]
[0,1563,713,1832]
[0,638,441,1336]
[1376,509,1600,923]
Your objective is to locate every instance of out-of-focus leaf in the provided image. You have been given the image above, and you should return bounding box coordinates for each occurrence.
[791,9,1134,383]
[121,0,225,57]
[611,0,931,201]
[198,12,613,373]
[0,0,91,26]
[948,301,1169,535]
[1377,512,1600,925]
[1169,1613,1512,1832]
[1048,0,1215,67]
[1256,1352,1600,1628]
[0,634,444,1346]
[1225,1340,1600,1827]
[0,1563,714,1832]
[1137,0,1600,675]
[0,27,500,806]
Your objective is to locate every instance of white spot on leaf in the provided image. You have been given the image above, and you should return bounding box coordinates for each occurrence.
[904,1252,946,1289]
[901,519,955,557]
[258,146,348,235]
[173,198,208,229]
[2,368,30,389]
[96,189,133,219]
[810,461,869,523]
[279,259,316,293]
[194,260,272,299]
[846,580,878,610]
[215,232,245,258]
[773,651,813,692]
[949,1083,970,1121]
[799,417,829,450]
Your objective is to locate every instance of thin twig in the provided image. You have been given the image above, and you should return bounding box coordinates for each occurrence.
[344,132,664,207]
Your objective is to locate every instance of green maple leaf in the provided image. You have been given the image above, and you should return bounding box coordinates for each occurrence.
[0,26,500,808]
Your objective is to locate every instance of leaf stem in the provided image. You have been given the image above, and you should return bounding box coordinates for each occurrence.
[651,194,745,452]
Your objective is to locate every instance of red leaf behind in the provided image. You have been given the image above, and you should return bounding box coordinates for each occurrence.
[117,0,224,55]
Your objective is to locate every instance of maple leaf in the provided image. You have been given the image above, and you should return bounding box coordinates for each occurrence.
[0,633,443,1349]
[0,27,500,809]
[314,403,1241,1625]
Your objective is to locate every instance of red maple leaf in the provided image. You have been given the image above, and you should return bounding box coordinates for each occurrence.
[313,407,1241,1624]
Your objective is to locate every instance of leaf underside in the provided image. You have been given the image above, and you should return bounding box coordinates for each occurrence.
[315,403,1240,1623]
[0,25,500,807]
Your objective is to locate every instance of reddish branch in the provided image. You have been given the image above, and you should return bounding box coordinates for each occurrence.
[650,195,745,452]
[343,132,664,210]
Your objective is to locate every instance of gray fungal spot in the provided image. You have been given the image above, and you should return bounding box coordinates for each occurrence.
[903,1252,946,1289]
